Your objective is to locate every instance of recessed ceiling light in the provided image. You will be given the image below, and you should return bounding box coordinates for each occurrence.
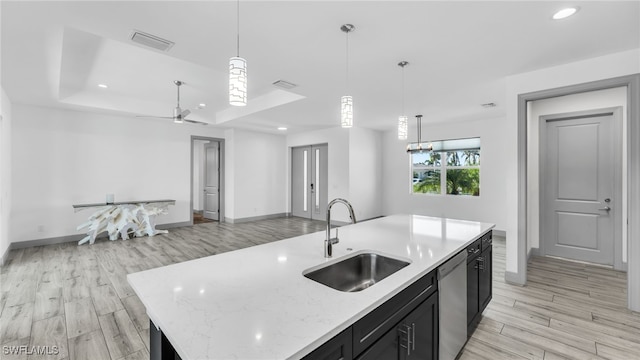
[199,103,206,108]
[277,127,287,131]
[553,7,578,20]
[98,84,108,88]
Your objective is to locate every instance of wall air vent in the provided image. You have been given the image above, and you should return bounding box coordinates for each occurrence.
[130,30,175,51]
[272,80,298,90]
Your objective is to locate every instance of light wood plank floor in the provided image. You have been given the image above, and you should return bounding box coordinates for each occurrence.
[2,218,639,359]
[460,238,640,360]
[1,218,326,360]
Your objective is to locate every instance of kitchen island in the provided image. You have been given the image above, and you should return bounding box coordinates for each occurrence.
[127,214,494,359]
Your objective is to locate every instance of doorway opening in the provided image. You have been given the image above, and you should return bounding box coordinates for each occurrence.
[191,136,225,225]
[517,74,640,311]
[538,107,623,269]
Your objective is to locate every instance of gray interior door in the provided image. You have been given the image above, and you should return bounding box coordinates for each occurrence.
[542,111,617,265]
[204,142,219,221]
[291,144,327,220]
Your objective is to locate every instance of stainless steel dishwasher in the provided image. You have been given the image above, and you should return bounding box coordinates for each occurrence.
[438,250,468,360]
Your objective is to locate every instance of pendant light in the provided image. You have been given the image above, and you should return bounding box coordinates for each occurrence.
[229,0,247,106]
[397,61,409,140]
[406,115,433,153]
[405,114,481,153]
[340,24,355,128]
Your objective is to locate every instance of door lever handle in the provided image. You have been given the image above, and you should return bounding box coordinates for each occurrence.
[598,206,611,212]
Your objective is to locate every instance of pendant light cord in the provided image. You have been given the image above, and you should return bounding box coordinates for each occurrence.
[345,30,350,92]
[401,66,405,116]
[236,0,240,57]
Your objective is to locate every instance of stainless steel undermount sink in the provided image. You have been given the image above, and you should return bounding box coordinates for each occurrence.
[303,252,411,292]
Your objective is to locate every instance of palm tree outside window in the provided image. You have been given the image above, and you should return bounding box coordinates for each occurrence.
[411,139,480,196]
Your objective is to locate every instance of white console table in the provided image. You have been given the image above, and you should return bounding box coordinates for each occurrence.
[73,200,175,245]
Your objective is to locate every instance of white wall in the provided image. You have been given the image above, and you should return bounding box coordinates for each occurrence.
[225,129,287,220]
[286,127,384,223]
[11,104,226,243]
[0,88,12,261]
[349,128,383,222]
[527,87,628,261]
[224,129,236,220]
[505,48,640,275]
[382,117,507,231]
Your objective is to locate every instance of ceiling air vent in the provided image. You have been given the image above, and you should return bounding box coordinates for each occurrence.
[130,30,175,51]
[272,80,298,90]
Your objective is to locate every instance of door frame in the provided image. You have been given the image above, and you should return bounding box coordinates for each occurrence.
[290,143,328,220]
[203,141,221,221]
[516,73,640,311]
[538,107,624,270]
[190,136,225,224]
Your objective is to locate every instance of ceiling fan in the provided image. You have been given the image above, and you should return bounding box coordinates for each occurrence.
[137,80,208,125]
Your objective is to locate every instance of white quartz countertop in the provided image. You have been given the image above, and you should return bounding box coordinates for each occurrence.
[127,214,494,360]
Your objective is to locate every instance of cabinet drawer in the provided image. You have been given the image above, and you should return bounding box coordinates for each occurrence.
[352,270,436,356]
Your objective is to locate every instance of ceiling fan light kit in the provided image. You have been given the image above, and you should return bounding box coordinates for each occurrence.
[173,108,184,123]
[173,80,186,123]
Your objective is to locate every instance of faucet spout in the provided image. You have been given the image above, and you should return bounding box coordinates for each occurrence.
[325,198,357,258]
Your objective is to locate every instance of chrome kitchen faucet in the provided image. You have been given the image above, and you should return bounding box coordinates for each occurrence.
[325,198,357,258]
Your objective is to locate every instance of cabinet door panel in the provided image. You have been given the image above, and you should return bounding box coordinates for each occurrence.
[479,246,492,312]
[356,327,400,360]
[303,327,353,360]
[406,293,438,360]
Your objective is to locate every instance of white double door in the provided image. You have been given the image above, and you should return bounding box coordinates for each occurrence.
[542,108,621,267]
[291,144,328,220]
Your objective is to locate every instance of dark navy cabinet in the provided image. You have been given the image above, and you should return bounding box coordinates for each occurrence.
[466,231,493,335]
[303,269,438,360]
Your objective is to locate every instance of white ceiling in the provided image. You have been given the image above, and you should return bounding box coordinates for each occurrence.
[2,1,639,134]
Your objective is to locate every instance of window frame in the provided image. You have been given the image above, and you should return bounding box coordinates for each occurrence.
[410,147,481,196]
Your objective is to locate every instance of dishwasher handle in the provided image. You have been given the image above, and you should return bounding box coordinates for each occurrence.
[437,250,468,280]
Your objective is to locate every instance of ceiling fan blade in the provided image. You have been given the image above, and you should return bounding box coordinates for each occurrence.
[181,109,191,118]
[184,119,208,125]
[136,115,174,119]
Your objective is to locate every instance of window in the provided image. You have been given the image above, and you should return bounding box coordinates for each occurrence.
[411,140,480,196]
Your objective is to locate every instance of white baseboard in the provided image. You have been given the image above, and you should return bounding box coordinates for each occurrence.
[6,221,191,251]
[225,213,289,224]
[1,245,11,266]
